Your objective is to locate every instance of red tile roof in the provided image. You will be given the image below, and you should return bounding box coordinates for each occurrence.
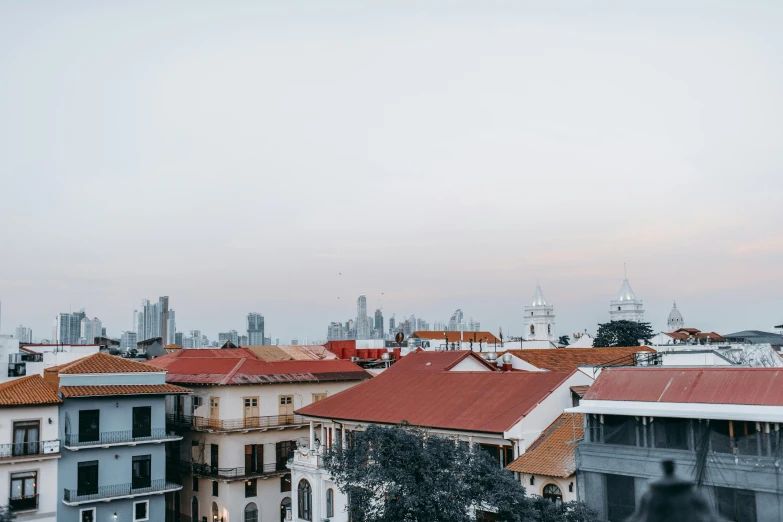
[297,351,574,433]
[0,375,62,406]
[412,331,501,344]
[504,347,655,372]
[60,384,191,398]
[506,413,583,478]
[584,367,783,406]
[147,351,370,385]
[46,352,164,374]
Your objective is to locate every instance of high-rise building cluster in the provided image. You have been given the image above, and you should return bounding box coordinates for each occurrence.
[135,296,173,344]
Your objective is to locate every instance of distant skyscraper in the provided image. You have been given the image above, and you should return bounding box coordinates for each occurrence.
[374,309,384,334]
[239,335,248,345]
[15,325,32,344]
[120,331,137,350]
[389,315,396,335]
[328,322,345,341]
[448,309,464,331]
[247,313,265,345]
[54,312,81,344]
[218,330,239,345]
[80,317,103,344]
[175,332,183,346]
[356,295,369,340]
[167,309,176,345]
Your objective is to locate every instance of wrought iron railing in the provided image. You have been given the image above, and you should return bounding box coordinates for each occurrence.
[63,479,181,503]
[9,495,38,511]
[64,428,179,447]
[166,413,306,431]
[173,459,287,480]
[0,440,60,459]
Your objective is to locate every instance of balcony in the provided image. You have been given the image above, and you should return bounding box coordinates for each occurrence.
[63,428,181,449]
[62,478,182,506]
[291,448,324,470]
[0,440,60,461]
[166,413,307,432]
[9,495,38,512]
[173,459,290,482]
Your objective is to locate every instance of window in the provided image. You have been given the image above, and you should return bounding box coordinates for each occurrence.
[606,474,635,522]
[542,484,562,504]
[244,502,258,522]
[134,500,150,521]
[192,396,203,414]
[132,406,152,439]
[212,481,219,496]
[716,487,757,522]
[12,421,40,456]
[653,418,689,450]
[276,440,296,470]
[530,325,535,335]
[80,507,96,522]
[192,476,199,492]
[298,479,312,521]
[478,444,500,464]
[326,488,334,517]
[245,444,263,473]
[191,497,199,522]
[9,471,37,511]
[530,476,535,486]
[312,393,327,403]
[79,410,100,443]
[132,455,152,489]
[211,444,219,473]
[212,502,219,521]
[77,461,99,496]
[603,415,637,446]
[281,474,292,493]
[245,479,257,498]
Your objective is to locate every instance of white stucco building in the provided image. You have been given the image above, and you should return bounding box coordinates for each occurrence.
[609,277,644,323]
[666,302,684,331]
[524,285,555,342]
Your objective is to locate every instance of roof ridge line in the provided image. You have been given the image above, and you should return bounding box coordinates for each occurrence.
[221,358,249,385]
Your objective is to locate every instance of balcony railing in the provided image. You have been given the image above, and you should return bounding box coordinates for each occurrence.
[166,413,306,432]
[63,479,182,504]
[9,495,38,512]
[173,459,289,480]
[64,428,180,448]
[0,440,60,459]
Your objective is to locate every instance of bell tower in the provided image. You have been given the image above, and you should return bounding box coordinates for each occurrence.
[524,285,555,341]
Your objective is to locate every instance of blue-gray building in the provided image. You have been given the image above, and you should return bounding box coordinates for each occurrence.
[47,352,189,522]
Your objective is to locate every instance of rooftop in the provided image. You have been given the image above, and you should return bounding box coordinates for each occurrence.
[722,330,783,346]
[583,367,783,406]
[503,347,655,372]
[60,384,191,398]
[0,375,62,406]
[506,413,583,478]
[410,331,501,344]
[45,352,164,375]
[297,351,574,434]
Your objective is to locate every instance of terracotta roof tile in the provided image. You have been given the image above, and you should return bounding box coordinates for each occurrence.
[60,384,191,398]
[0,375,62,406]
[48,352,165,375]
[504,347,655,372]
[506,413,583,478]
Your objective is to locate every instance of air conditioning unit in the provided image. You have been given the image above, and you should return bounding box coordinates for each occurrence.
[350,356,360,362]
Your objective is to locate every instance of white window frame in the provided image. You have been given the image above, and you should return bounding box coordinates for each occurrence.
[133,499,150,521]
[79,507,96,522]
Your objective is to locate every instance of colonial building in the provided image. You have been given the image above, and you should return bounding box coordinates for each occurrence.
[609,278,644,323]
[47,352,189,522]
[667,302,685,331]
[0,375,62,521]
[290,350,593,522]
[148,348,370,522]
[569,367,783,521]
[524,285,555,342]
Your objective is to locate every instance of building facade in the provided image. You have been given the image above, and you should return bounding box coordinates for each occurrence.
[247,313,265,346]
[15,326,32,344]
[608,278,644,323]
[54,313,82,345]
[79,317,102,345]
[137,297,170,343]
[355,296,369,340]
[524,285,555,342]
[49,352,188,522]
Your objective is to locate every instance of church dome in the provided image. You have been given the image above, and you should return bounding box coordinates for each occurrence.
[616,278,638,302]
[668,302,683,322]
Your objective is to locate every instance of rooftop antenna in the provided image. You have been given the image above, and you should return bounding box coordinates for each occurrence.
[624,263,627,279]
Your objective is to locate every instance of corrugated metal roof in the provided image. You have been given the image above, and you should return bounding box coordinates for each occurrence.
[584,367,783,406]
[504,347,655,372]
[297,351,572,433]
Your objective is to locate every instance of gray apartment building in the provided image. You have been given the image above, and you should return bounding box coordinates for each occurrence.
[45,352,189,522]
[569,367,783,522]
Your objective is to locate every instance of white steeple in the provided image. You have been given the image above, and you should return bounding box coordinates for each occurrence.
[609,276,645,322]
[667,301,684,332]
[524,285,555,341]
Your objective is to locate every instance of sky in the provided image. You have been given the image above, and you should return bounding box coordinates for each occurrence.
[1,1,781,343]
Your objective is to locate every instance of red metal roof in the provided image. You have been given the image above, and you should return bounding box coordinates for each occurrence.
[504,347,655,372]
[584,367,783,406]
[297,351,573,433]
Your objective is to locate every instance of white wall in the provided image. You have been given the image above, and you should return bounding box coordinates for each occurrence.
[520,474,578,503]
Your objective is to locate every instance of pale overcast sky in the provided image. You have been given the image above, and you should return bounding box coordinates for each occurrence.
[1,1,781,342]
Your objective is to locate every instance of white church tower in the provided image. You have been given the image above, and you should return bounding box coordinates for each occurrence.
[609,277,645,322]
[667,301,684,332]
[524,285,555,341]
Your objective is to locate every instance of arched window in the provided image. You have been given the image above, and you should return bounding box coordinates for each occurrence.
[280,497,292,522]
[212,501,219,520]
[298,479,312,521]
[191,497,199,522]
[326,488,334,518]
[543,484,563,504]
[530,325,535,335]
[547,325,551,334]
[244,502,258,522]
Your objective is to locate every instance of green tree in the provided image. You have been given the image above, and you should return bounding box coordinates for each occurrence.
[557,335,570,346]
[0,507,16,522]
[323,423,599,522]
[593,320,654,347]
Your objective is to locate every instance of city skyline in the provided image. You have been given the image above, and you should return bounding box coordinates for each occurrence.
[1,1,781,343]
